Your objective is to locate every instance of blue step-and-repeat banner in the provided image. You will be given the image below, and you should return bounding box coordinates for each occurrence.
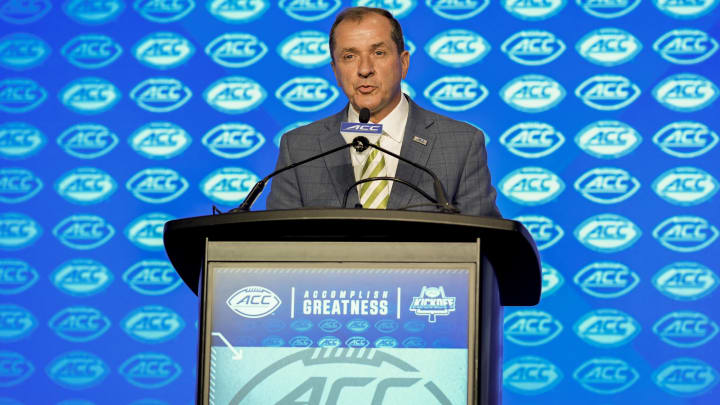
[0,0,718,404]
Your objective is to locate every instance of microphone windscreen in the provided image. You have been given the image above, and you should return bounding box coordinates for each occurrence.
[359,108,371,123]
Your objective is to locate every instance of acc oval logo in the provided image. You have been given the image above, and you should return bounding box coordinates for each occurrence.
[499,167,564,205]
[402,336,426,348]
[119,352,181,388]
[374,336,399,348]
[61,34,122,69]
[0,122,46,159]
[501,30,565,66]
[404,320,426,333]
[425,29,490,67]
[123,260,182,296]
[653,261,718,301]
[0,351,33,387]
[346,319,370,333]
[53,214,114,250]
[504,309,563,346]
[653,121,718,158]
[575,74,640,110]
[574,261,640,298]
[0,259,39,295]
[653,358,719,397]
[0,0,51,24]
[354,0,417,17]
[200,167,259,205]
[276,77,338,112]
[126,167,188,203]
[575,213,641,252]
[49,306,111,343]
[0,33,51,70]
[0,304,36,342]
[344,336,369,347]
[51,258,113,297]
[426,0,488,19]
[574,167,640,204]
[63,0,125,24]
[227,286,281,318]
[423,76,488,111]
[577,0,640,17]
[575,120,642,158]
[262,336,284,347]
[574,358,639,394]
[60,77,120,114]
[206,33,267,68]
[58,123,119,159]
[0,78,46,113]
[46,351,109,389]
[0,213,41,250]
[208,0,269,22]
[514,215,563,250]
[653,311,718,348]
[574,308,640,347]
[374,319,398,333]
[503,355,562,394]
[0,168,43,204]
[318,318,342,333]
[653,215,719,252]
[277,31,329,68]
[130,77,192,113]
[129,122,191,159]
[202,123,265,159]
[541,262,563,297]
[290,319,312,332]
[55,167,117,205]
[576,28,642,66]
[125,212,173,251]
[653,0,719,18]
[205,76,266,114]
[500,74,565,112]
[654,29,719,64]
[500,122,564,158]
[133,32,195,69]
[653,73,718,112]
[122,305,185,343]
[502,0,566,20]
[652,167,718,206]
[289,336,313,347]
[134,0,195,23]
[279,0,341,21]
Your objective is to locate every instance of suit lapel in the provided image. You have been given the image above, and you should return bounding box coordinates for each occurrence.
[319,108,360,208]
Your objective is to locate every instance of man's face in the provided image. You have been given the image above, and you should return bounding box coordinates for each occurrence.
[331,13,410,123]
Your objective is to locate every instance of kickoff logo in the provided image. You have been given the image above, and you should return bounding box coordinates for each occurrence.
[119,352,182,388]
[0,351,33,387]
[53,214,114,250]
[426,0,489,19]
[0,0,51,24]
[279,0,341,21]
[55,167,117,204]
[61,34,122,69]
[227,286,281,318]
[654,121,718,158]
[653,358,719,397]
[0,122,46,159]
[0,304,36,342]
[206,33,268,68]
[276,77,338,112]
[0,168,43,203]
[200,167,259,204]
[0,259,39,295]
[501,30,565,66]
[654,29,718,65]
[577,0,640,17]
[501,74,565,112]
[0,78,46,113]
[575,74,640,110]
[499,167,564,205]
[500,122,564,158]
[653,0,719,18]
[134,0,195,23]
[58,123,119,159]
[424,29,490,67]
[653,261,718,301]
[653,216,719,252]
[133,32,195,69]
[49,306,111,343]
[51,258,114,297]
[574,262,640,299]
[125,212,173,251]
[277,31,330,68]
[202,123,265,159]
[126,167,189,204]
[574,213,641,252]
[123,260,183,296]
[205,76,266,114]
[501,0,566,20]
[131,77,192,113]
[60,77,120,114]
[208,0,269,23]
[652,167,718,206]
[122,305,185,343]
[423,76,488,111]
[62,0,125,24]
[653,311,718,348]
[0,33,51,70]
[574,308,640,347]
[514,215,564,250]
[575,120,642,159]
[504,309,563,346]
[46,351,109,389]
[576,28,642,66]
[0,213,41,250]
[653,73,718,112]
[129,122,192,159]
[541,262,564,297]
[503,355,562,394]
[574,358,639,394]
[574,167,640,204]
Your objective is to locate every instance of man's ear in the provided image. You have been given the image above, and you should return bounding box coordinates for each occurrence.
[400,50,410,79]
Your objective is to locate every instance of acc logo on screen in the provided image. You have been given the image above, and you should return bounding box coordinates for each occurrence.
[653,311,718,348]
[574,308,640,347]
[500,167,564,205]
[576,28,641,66]
[501,74,565,112]
[227,286,281,318]
[0,33,51,70]
[126,167,188,203]
[503,355,562,394]
[0,213,41,250]
[0,78,46,113]
[205,76,266,113]
[346,319,370,332]
[49,306,111,342]
[0,304,36,342]
[46,351,108,389]
[653,358,719,397]
[653,0,719,18]
[134,0,195,22]
[203,123,265,158]
[575,120,641,158]
[0,259,38,295]
[654,29,718,65]
[653,121,718,158]
[374,336,398,348]
[58,123,118,159]
[60,77,120,114]
[652,167,718,206]
[500,122,564,158]
[0,0,51,24]
[354,0,416,18]
[317,335,341,347]
[131,77,192,112]
[653,73,718,112]
[55,167,117,204]
[575,214,641,252]
[576,74,640,110]
[574,167,640,204]
[318,318,342,333]
[577,0,640,17]
[375,319,398,333]
[208,0,269,22]
[502,0,566,20]
[63,0,125,24]
[206,33,267,68]
[53,214,114,250]
[653,262,718,301]
[425,29,490,67]
[124,260,182,296]
[125,212,173,251]
[653,216,718,252]
[402,336,426,348]
[289,335,313,347]
[0,351,33,387]
[514,215,563,250]
[424,76,487,111]
[501,30,565,66]
[290,319,312,332]
[51,258,113,297]
[133,32,194,69]
[276,77,338,112]
[122,305,185,343]
[541,262,563,297]
[0,168,42,203]
[504,309,562,346]
[61,34,122,69]
[574,358,638,394]
[278,31,330,68]
[278,0,340,21]
[574,262,639,298]
[129,122,191,159]
[119,352,182,388]
[200,167,259,204]
[0,122,46,159]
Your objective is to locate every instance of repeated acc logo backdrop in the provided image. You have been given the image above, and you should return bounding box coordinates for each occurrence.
[0,0,718,404]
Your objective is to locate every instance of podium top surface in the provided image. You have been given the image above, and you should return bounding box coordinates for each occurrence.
[163,209,541,306]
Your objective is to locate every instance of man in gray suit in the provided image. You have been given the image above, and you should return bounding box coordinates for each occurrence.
[267,7,500,218]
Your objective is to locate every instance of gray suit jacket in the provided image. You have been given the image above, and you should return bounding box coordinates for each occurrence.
[266,98,501,217]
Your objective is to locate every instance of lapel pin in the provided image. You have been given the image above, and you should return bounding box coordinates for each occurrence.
[412,136,428,146]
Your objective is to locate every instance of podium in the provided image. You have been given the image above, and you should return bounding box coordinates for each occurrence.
[164,209,540,405]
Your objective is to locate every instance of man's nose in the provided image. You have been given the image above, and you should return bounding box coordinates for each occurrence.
[357,56,374,77]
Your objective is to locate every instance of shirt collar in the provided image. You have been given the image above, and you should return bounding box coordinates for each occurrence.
[347,94,408,143]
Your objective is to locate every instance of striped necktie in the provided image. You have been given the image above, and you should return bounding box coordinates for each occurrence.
[358,135,389,209]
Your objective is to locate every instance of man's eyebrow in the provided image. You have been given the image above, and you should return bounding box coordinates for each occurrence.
[339,42,389,53]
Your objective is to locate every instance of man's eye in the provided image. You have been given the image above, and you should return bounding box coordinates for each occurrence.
[343,54,354,60]
[375,50,385,56]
